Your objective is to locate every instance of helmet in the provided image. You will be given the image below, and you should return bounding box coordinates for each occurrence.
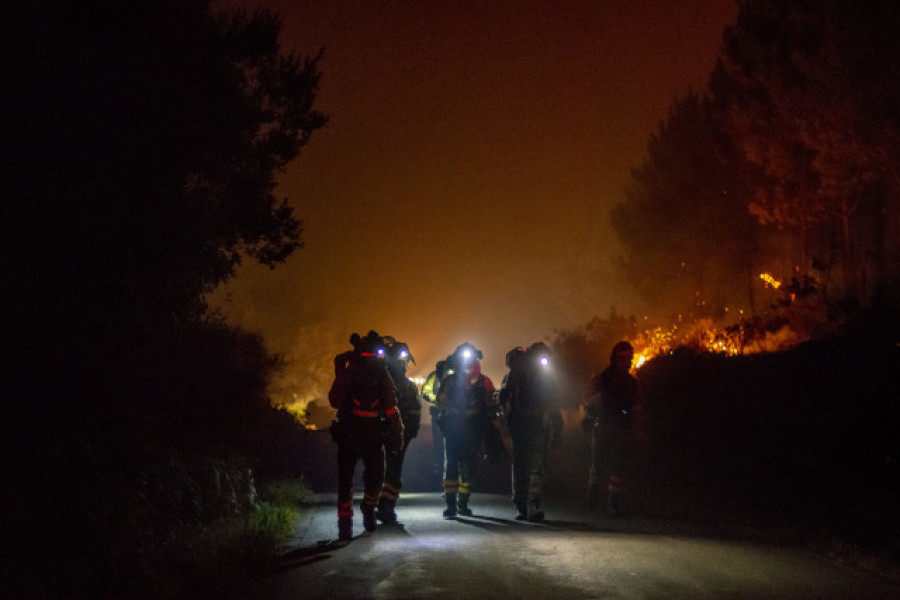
[355,330,386,358]
[612,341,634,356]
[386,341,415,365]
[526,342,551,368]
[452,342,482,365]
[610,341,634,366]
[505,346,527,369]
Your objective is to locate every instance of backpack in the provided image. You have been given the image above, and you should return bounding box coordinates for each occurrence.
[328,350,354,409]
[345,365,386,416]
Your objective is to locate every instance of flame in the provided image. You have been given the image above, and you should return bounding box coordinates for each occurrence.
[759,272,782,289]
[625,270,814,370]
[628,311,803,372]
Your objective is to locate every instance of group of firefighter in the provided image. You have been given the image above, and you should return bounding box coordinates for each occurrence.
[327,330,640,541]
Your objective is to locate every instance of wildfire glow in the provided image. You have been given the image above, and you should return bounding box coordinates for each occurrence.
[759,272,782,289]
[628,311,804,372]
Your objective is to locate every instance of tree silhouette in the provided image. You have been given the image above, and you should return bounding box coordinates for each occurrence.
[5,0,326,344]
[2,5,327,592]
[611,92,764,319]
[711,0,900,304]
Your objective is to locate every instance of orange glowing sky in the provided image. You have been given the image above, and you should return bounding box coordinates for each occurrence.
[210,0,739,398]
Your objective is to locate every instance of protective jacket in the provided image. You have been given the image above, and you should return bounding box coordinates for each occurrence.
[395,376,422,440]
[586,366,637,435]
[501,368,561,438]
[436,369,495,423]
[329,351,403,449]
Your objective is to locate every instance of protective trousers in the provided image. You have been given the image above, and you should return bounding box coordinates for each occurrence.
[378,434,412,522]
[511,426,549,517]
[442,415,483,511]
[337,424,385,533]
[589,428,627,512]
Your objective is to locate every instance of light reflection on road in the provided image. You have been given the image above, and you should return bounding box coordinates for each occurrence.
[257,493,898,600]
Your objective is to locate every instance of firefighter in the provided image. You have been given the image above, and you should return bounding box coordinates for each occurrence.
[435,343,496,518]
[499,343,562,522]
[328,331,403,540]
[584,340,639,515]
[376,340,422,524]
[421,358,451,491]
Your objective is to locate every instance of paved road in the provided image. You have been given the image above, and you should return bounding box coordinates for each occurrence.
[252,492,898,599]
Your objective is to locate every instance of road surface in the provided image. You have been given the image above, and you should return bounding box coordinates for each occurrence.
[252,492,898,599]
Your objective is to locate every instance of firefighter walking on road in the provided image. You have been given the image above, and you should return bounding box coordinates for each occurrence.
[499,343,562,522]
[584,340,639,516]
[435,343,496,518]
[421,358,451,491]
[328,331,403,540]
[376,339,422,524]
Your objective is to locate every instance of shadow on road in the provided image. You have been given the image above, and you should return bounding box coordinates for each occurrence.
[451,516,529,532]
[273,540,345,572]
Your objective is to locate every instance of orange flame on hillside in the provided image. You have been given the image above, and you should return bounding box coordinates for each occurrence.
[628,273,804,371]
[759,272,782,289]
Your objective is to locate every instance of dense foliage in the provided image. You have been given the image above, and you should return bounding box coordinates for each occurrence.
[612,0,900,319]
[635,318,900,559]
[612,93,765,318]
[2,1,324,596]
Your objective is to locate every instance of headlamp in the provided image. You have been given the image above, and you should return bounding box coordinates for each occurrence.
[539,356,549,367]
[399,349,409,359]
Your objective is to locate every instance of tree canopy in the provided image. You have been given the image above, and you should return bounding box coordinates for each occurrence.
[611,0,900,320]
[710,0,900,303]
[611,92,763,318]
[5,0,327,342]
[3,5,326,593]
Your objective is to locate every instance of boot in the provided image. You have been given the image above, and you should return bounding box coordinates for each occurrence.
[376,497,397,524]
[361,503,377,532]
[443,492,457,518]
[514,499,528,521]
[457,493,472,517]
[338,516,353,541]
[527,496,544,523]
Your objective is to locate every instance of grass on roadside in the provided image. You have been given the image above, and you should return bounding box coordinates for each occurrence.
[144,476,311,599]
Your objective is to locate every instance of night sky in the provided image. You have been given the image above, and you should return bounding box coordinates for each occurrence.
[210,0,740,398]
